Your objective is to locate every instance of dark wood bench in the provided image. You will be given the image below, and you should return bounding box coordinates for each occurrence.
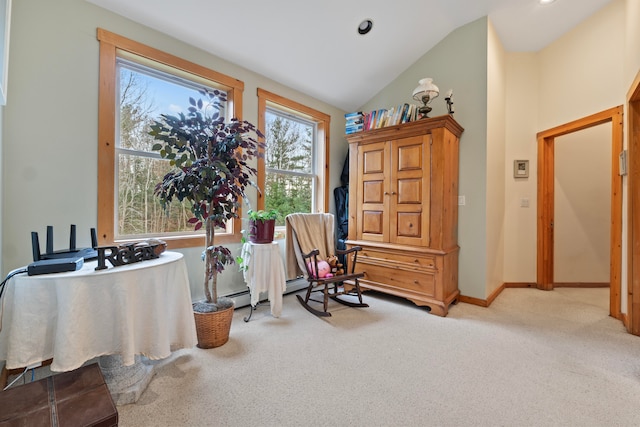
[0,363,118,426]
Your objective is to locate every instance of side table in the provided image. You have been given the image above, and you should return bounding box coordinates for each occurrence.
[240,241,287,321]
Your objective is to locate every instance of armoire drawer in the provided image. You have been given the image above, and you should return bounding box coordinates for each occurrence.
[358,247,436,270]
[359,262,436,297]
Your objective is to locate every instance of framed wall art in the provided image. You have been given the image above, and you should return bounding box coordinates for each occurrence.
[514,159,529,178]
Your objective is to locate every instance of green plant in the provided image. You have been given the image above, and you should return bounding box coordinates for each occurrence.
[236,209,280,269]
[247,209,280,222]
[149,89,264,311]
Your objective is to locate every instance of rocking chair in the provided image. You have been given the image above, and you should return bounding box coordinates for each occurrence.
[285,213,368,317]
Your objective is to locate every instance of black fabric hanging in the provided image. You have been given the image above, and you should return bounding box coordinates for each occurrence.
[334,152,350,264]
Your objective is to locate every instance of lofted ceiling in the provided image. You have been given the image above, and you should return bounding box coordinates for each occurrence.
[87,0,614,112]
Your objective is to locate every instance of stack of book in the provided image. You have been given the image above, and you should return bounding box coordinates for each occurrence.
[345,104,421,135]
[345,111,364,134]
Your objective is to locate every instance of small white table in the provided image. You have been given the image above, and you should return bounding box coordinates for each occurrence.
[241,241,287,320]
[0,251,197,403]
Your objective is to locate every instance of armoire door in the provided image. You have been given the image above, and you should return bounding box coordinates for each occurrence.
[389,134,431,246]
[356,141,390,242]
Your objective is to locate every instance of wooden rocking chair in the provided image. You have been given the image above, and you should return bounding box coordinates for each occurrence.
[296,246,368,317]
[285,212,368,317]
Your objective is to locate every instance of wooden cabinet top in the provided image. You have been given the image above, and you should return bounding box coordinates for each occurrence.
[346,114,463,144]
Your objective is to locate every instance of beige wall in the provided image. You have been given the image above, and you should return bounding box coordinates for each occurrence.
[2,0,348,300]
[359,17,489,299]
[504,0,626,289]
[554,125,611,283]
[485,20,506,297]
[537,1,625,130]
[624,0,640,89]
[503,52,539,283]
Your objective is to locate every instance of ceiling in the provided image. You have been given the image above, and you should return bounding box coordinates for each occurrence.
[87,0,614,112]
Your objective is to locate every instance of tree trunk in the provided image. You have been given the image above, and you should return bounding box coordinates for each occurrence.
[204,216,215,303]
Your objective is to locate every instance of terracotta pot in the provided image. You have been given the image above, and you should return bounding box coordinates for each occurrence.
[249,219,275,244]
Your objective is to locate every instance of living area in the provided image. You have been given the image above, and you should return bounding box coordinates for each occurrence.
[2,0,640,425]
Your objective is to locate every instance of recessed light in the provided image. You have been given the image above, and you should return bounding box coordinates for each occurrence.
[358,19,373,35]
[539,0,556,4]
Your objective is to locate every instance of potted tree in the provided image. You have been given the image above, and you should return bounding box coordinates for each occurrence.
[149,89,264,348]
[247,209,279,243]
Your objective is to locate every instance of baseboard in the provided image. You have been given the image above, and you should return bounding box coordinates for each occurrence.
[458,282,609,310]
[553,282,609,288]
[225,278,308,309]
[504,282,537,288]
[459,282,534,308]
[458,295,488,307]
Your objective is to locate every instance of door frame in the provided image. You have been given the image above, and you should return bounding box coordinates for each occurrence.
[536,106,624,319]
[627,72,640,334]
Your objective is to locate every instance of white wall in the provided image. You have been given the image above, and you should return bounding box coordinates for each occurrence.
[504,0,625,286]
[358,17,489,299]
[485,20,506,297]
[554,124,611,283]
[2,0,348,301]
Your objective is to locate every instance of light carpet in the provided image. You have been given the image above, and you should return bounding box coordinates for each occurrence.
[118,288,640,426]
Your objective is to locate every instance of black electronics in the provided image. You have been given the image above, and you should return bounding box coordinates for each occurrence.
[27,256,84,276]
[31,225,98,262]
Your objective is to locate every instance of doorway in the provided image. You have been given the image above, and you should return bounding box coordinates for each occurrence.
[627,73,640,335]
[536,106,623,319]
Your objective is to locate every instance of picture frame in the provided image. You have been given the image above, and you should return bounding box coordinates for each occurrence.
[514,159,529,178]
[0,0,11,105]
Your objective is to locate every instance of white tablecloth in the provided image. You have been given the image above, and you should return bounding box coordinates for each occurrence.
[241,242,287,317]
[0,251,197,371]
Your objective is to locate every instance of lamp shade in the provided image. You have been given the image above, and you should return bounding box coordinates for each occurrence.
[412,78,439,102]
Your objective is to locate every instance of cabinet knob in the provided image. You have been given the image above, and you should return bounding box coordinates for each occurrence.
[391,191,397,195]
[384,191,389,195]
[414,280,419,284]
[414,259,419,263]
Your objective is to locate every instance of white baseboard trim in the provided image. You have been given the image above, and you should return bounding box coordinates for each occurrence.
[224,278,308,309]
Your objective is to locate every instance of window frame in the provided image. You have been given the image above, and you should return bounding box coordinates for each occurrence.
[257,88,330,214]
[97,28,244,249]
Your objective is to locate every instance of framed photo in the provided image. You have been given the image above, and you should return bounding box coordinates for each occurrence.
[514,159,529,178]
[0,0,10,105]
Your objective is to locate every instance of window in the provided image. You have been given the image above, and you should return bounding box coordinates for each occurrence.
[97,29,244,248]
[257,89,330,224]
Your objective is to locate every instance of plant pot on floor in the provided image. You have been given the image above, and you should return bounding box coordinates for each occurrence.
[249,219,276,244]
[193,303,234,348]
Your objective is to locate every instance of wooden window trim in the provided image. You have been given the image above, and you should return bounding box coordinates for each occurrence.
[97,28,244,249]
[256,88,330,212]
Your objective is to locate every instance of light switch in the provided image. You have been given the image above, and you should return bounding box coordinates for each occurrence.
[458,195,465,206]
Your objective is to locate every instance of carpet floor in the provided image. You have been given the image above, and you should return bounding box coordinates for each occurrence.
[117,287,640,426]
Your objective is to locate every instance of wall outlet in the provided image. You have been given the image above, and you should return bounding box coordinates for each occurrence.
[458,195,466,206]
[520,198,529,208]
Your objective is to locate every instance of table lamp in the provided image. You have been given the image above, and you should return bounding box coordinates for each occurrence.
[412,78,439,118]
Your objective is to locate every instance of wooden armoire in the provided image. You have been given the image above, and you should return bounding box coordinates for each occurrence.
[346,115,463,316]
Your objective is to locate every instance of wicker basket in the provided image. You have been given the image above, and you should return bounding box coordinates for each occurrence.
[193,304,234,349]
